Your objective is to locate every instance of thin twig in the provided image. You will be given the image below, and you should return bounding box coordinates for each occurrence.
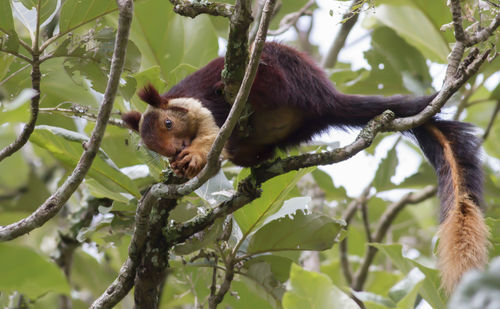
[39,107,126,128]
[0,58,39,162]
[0,0,133,242]
[208,261,235,309]
[351,185,437,291]
[267,0,315,36]
[0,64,30,86]
[0,48,32,63]
[483,100,500,141]
[321,0,363,69]
[360,201,372,243]
[339,186,371,285]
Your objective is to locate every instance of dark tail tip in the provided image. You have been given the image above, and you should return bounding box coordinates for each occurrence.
[137,84,166,108]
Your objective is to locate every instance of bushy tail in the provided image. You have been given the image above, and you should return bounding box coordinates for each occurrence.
[331,91,437,126]
[412,119,489,293]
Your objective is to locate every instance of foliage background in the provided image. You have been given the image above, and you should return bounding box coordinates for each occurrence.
[0,0,499,308]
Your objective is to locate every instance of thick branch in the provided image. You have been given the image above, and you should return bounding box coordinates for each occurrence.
[321,0,363,69]
[222,0,254,102]
[169,0,234,18]
[351,185,437,291]
[134,198,177,309]
[0,0,133,242]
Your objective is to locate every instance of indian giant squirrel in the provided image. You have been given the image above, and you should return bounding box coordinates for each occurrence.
[122,42,488,293]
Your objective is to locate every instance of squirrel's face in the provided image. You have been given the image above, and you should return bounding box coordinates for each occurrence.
[123,106,195,158]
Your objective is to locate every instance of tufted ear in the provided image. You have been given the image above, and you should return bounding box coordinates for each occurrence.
[122,111,142,132]
[137,84,168,108]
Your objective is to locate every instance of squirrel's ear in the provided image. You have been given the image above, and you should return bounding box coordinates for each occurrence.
[122,111,142,132]
[137,84,167,108]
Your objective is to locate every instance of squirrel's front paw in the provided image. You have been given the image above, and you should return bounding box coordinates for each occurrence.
[171,148,207,178]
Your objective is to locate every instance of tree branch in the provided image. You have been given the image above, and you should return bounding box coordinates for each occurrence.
[351,185,437,291]
[169,0,234,18]
[339,186,371,285]
[0,0,133,242]
[0,48,32,63]
[161,111,395,250]
[267,0,315,36]
[39,107,126,128]
[90,187,157,309]
[321,0,363,69]
[483,100,500,141]
[134,198,177,309]
[0,59,39,162]
[222,0,254,102]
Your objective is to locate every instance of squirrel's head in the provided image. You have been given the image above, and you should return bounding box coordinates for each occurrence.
[122,84,196,158]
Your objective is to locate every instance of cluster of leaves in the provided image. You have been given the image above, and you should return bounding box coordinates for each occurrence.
[0,0,499,308]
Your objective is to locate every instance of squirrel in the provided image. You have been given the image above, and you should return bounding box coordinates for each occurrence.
[122,42,488,293]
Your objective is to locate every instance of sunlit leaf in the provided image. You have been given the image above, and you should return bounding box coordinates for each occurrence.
[283,264,360,309]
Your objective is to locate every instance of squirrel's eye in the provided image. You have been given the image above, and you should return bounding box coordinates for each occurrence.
[165,119,173,130]
[214,87,223,96]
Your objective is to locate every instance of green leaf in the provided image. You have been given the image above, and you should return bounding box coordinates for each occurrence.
[173,218,224,255]
[19,0,58,26]
[241,261,286,307]
[234,168,314,236]
[371,4,449,63]
[30,125,141,198]
[131,0,218,86]
[0,243,70,298]
[388,268,425,309]
[311,169,347,201]
[353,291,396,308]
[246,210,345,254]
[282,264,360,309]
[0,0,15,34]
[0,126,30,192]
[398,161,435,188]
[373,243,446,309]
[373,147,398,191]
[343,26,432,95]
[59,0,117,34]
[244,255,294,283]
[0,88,37,124]
[221,278,275,309]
